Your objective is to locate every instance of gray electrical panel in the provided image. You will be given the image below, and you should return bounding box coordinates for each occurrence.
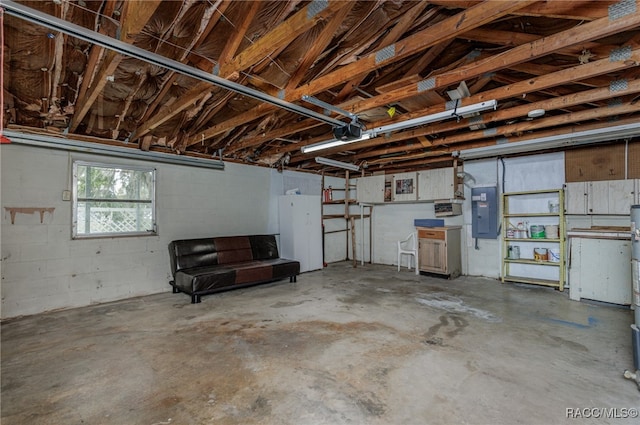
[472,186,498,239]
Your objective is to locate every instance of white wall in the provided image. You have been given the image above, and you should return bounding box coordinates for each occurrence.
[372,202,463,267]
[2,142,622,318]
[458,153,565,278]
[1,144,273,319]
[365,153,566,278]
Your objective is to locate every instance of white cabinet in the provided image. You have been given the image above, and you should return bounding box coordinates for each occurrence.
[565,179,637,215]
[357,167,459,204]
[279,195,323,273]
[569,237,632,305]
[356,174,385,204]
[589,179,636,215]
[418,167,455,201]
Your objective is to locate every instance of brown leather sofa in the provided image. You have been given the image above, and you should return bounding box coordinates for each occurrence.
[168,235,300,303]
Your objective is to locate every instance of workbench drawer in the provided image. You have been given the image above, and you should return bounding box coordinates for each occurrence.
[418,229,445,240]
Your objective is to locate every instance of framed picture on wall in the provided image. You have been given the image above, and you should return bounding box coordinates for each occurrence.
[396,178,414,194]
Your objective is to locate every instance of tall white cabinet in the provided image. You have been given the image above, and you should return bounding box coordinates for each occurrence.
[278,195,323,273]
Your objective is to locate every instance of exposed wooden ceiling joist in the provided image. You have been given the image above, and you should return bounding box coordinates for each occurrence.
[4,0,639,174]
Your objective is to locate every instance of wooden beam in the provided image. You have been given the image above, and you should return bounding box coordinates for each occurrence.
[508,63,612,88]
[196,1,537,146]
[427,0,614,21]
[219,1,348,77]
[290,1,537,103]
[355,109,640,168]
[134,81,211,138]
[226,119,325,154]
[287,62,640,163]
[460,27,611,59]
[345,10,640,114]
[335,1,432,101]
[140,1,230,124]
[429,103,640,148]
[140,1,348,145]
[405,39,454,78]
[284,2,355,91]
[217,1,261,67]
[69,0,161,133]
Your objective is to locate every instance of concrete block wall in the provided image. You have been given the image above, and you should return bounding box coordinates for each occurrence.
[461,153,564,279]
[1,144,273,319]
[372,202,463,267]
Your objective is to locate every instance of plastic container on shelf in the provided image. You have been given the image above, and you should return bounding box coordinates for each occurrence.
[530,225,545,239]
[544,225,559,239]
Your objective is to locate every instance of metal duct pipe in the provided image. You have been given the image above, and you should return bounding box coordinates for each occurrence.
[3,130,225,170]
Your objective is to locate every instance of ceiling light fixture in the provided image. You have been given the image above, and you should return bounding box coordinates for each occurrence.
[370,100,497,136]
[301,100,497,154]
[455,121,640,160]
[302,133,371,154]
[315,156,360,172]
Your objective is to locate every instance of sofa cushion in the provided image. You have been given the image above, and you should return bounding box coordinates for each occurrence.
[214,236,254,264]
[267,258,301,279]
[170,238,218,274]
[175,265,236,293]
[230,260,274,284]
[249,235,280,260]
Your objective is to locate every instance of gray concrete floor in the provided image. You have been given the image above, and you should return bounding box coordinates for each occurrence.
[2,262,639,425]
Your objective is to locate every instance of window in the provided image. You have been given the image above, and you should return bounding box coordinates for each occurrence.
[72,161,156,238]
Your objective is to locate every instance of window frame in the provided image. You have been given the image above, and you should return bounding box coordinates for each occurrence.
[71,160,157,239]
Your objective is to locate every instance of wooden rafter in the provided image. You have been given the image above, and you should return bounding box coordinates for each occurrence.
[133,0,347,146]
[286,53,640,164]
[69,0,162,133]
[427,0,616,21]
[343,11,640,115]
[218,1,348,77]
[192,0,537,147]
[139,1,231,125]
[334,1,432,102]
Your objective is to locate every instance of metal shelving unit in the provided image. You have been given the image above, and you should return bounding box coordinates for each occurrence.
[501,189,565,291]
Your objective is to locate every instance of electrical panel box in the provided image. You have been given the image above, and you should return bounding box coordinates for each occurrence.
[472,186,498,239]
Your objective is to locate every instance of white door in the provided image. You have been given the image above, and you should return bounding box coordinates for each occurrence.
[588,181,609,214]
[564,182,587,215]
[569,237,632,305]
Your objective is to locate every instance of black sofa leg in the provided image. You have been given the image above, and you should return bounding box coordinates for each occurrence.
[191,294,201,304]
[172,286,180,294]
[290,275,297,283]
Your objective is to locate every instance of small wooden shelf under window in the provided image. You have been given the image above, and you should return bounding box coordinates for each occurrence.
[4,207,55,224]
